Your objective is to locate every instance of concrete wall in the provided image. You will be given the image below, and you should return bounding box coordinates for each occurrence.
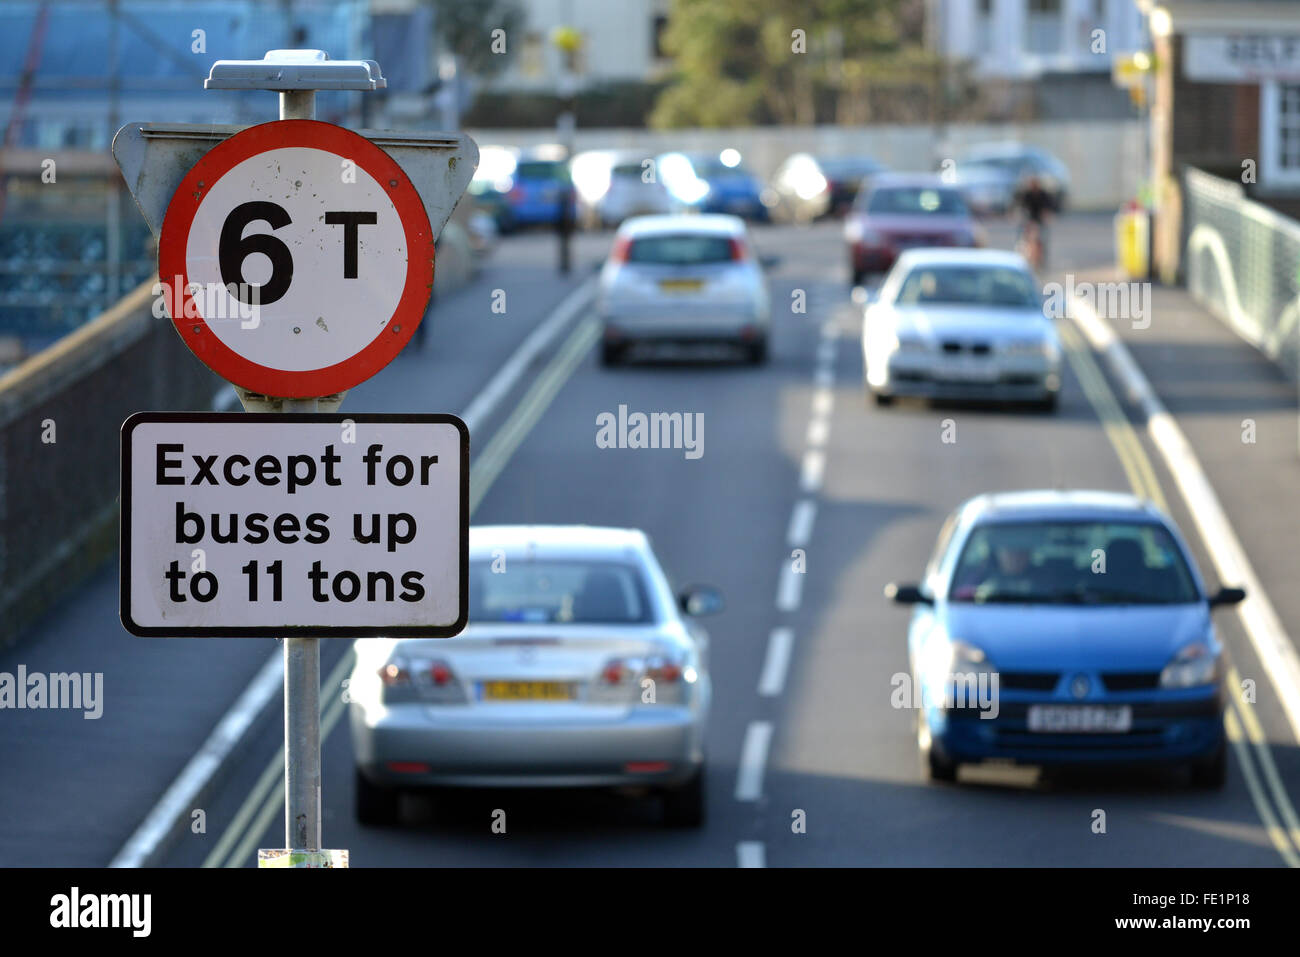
[467,120,1146,210]
[0,281,223,648]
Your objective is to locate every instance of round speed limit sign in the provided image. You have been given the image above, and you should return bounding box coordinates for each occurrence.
[158,120,434,397]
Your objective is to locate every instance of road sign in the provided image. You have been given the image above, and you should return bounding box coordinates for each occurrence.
[157,119,434,398]
[120,412,468,637]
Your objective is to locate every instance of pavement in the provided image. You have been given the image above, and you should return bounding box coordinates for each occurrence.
[2,214,1299,868]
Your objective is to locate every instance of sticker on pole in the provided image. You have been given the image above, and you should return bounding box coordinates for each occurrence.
[120,413,467,637]
[157,120,434,397]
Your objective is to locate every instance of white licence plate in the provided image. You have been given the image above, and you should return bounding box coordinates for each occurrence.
[938,360,998,383]
[1027,705,1132,733]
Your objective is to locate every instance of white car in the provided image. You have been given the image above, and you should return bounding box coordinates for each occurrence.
[596,155,676,227]
[598,214,773,365]
[862,248,1061,410]
[348,525,720,827]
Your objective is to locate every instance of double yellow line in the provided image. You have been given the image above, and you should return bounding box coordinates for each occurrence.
[203,314,602,867]
[1061,312,1300,866]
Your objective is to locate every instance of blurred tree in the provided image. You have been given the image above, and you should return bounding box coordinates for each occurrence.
[650,0,948,128]
[423,0,524,79]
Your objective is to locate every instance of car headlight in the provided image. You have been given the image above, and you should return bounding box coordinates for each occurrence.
[886,331,928,353]
[1159,643,1221,689]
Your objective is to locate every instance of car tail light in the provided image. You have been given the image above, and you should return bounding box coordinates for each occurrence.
[611,236,632,262]
[413,658,465,704]
[590,653,693,705]
[380,653,465,704]
[728,237,748,261]
[379,656,411,686]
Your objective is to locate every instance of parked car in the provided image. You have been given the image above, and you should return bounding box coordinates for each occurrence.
[768,153,888,222]
[587,151,675,228]
[947,143,1070,216]
[683,151,768,220]
[467,144,520,234]
[598,214,773,365]
[349,525,721,827]
[500,149,576,231]
[887,490,1245,787]
[861,248,1061,410]
[845,173,982,284]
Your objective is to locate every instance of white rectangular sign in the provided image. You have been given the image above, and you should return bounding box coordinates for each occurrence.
[1184,34,1300,82]
[121,413,468,637]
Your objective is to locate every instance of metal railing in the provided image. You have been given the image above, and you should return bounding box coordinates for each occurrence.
[1184,166,1300,383]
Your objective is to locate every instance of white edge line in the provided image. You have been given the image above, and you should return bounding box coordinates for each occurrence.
[109,651,283,867]
[460,276,597,434]
[786,500,817,548]
[776,562,803,612]
[735,721,773,801]
[109,276,598,868]
[1071,296,1300,743]
[758,628,795,697]
[737,841,766,868]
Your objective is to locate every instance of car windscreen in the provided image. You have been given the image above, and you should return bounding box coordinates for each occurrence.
[867,186,968,216]
[468,559,656,624]
[627,233,735,265]
[515,161,569,182]
[895,265,1039,309]
[947,521,1200,605]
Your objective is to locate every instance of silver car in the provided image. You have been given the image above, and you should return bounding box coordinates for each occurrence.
[598,214,772,365]
[348,525,719,827]
[862,248,1062,410]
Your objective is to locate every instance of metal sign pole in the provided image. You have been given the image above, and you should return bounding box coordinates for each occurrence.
[277,84,322,860]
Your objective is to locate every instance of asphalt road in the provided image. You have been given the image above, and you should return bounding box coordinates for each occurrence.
[3,214,1297,867]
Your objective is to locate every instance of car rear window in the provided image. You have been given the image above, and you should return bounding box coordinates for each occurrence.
[627,234,735,265]
[867,186,968,216]
[468,559,656,624]
[896,265,1039,309]
[948,521,1199,605]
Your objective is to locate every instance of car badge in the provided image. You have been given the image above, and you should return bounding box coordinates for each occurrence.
[1070,674,1090,699]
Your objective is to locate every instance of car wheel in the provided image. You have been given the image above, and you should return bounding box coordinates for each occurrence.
[600,342,625,367]
[745,337,768,365]
[1189,742,1227,790]
[873,390,895,407]
[354,768,401,826]
[661,767,706,827]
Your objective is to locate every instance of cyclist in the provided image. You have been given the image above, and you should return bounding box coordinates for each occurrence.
[1014,174,1055,270]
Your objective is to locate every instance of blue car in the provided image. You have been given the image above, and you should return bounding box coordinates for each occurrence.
[674,152,768,221]
[500,155,576,231]
[887,490,1245,787]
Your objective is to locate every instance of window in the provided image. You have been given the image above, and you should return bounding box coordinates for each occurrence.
[652,14,669,59]
[520,31,544,78]
[468,560,655,624]
[1261,81,1300,187]
[947,521,1199,605]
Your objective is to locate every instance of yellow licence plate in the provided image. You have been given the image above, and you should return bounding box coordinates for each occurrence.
[480,680,575,701]
[658,278,704,293]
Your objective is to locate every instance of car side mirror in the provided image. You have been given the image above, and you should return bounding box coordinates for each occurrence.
[1208,586,1246,608]
[679,585,724,617]
[884,582,931,605]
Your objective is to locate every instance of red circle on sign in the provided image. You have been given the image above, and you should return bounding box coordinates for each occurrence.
[158,120,434,398]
